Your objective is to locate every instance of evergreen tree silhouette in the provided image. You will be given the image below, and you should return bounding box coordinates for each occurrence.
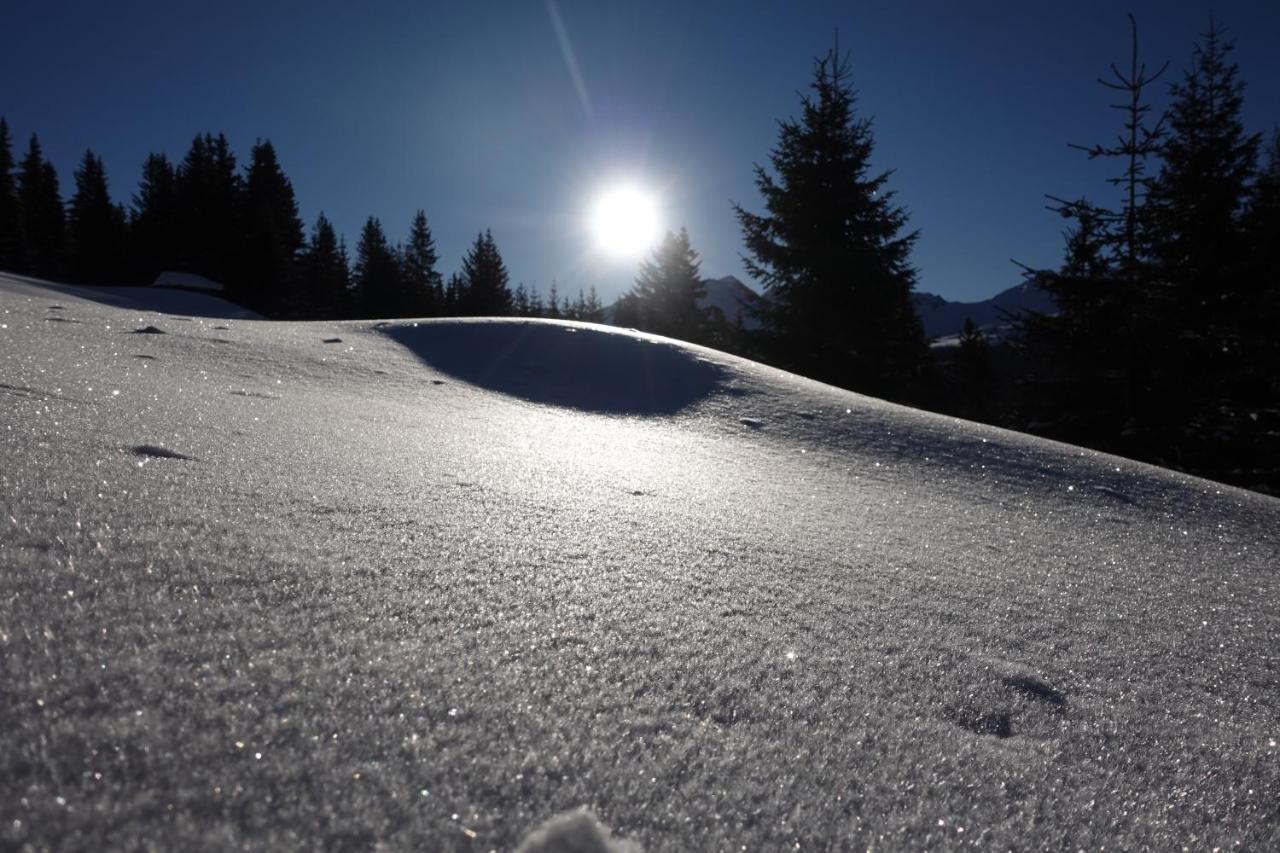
[956,318,994,420]
[239,139,304,313]
[612,291,641,328]
[444,271,466,315]
[1148,19,1259,326]
[1142,18,1264,479]
[401,210,442,315]
[300,213,350,318]
[460,230,512,316]
[512,282,530,316]
[67,149,128,284]
[734,47,926,400]
[353,216,401,318]
[0,118,22,271]
[17,134,66,279]
[173,133,243,288]
[528,284,544,317]
[629,228,715,344]
[546,281,560,319]
[128,153,177,284]
[582,285,605,323]
[1022,15,1167,449]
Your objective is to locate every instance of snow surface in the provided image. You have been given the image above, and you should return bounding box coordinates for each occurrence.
[0,271,261,319]
[2,271,1278,850]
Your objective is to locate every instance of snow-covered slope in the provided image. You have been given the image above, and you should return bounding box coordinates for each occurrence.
[0,271,262,319]
[2,271,1277,851]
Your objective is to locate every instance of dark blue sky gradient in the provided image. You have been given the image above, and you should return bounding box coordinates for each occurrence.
[3,1,1277,303]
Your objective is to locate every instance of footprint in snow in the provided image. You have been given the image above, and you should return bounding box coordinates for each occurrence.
[1002,674,1068,707]
[130,444,195,461]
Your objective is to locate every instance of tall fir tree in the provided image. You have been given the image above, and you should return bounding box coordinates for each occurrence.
[353,216,401,318]
[128,153,177,284]
[1245,131,1280,315]
[0,118,22,271]
[512,282,530,316]
[459,230,512,316]
[300,213,350,319]
[1023,16,1168,445]
[173,133,243,288]
[734,48,926,400]
[1147,18,1260,326]
[1143,18,1262,477]
[239,139,304,313]
[546,281,560,319]
[401,210,442,315]
[628,228,716,344]
[444,271,466,315]
[17,134,66,279]
[581,285,605,323]
[67,149,128,284]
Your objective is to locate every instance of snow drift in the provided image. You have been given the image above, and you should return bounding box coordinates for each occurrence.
[382,319,728,415]
[2,271,1278,851]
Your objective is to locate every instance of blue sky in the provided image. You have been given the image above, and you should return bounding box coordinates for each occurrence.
[3,1,1277,303]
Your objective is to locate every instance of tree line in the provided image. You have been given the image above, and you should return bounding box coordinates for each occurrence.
[0,15,1276,492]
[0,126,609,322]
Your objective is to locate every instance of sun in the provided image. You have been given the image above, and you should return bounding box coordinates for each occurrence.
[590,186,660,259]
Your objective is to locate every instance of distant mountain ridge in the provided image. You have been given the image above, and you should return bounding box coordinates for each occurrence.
[608,275,1054,341]
[911,281,1055,341]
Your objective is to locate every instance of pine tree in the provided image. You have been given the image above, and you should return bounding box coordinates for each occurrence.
[444,272,466,315]
[1143,18,1262,477]
[547,281,560,319]
[67,150,128,284]
[129,153,177,284]
[1022,15,1169,449]
[401,210,442,316]
[612,292,641,328]
[17,134,66,279]
[173,133,243,288]
[629,228,715,344]
[1245,131,1280,311]
[1147,18,1260,325]
[955,318,995,420]
[528,284,544,317]
[582,286,604,323]
[512,282,530,316]
[239,139,303,313]
[459,230,512,316]
[0,118,22,271]
[734,48,926,400]
[353,216,401,318]
[300,213,350,318]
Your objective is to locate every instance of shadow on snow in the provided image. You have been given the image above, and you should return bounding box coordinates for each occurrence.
[382,320,727,416]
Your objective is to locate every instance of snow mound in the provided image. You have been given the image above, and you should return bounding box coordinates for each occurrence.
[0,271,261,319]
[516,809,642,853]
[382,319,728,415]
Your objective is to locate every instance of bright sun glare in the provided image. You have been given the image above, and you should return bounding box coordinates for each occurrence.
[591,186,659,259]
